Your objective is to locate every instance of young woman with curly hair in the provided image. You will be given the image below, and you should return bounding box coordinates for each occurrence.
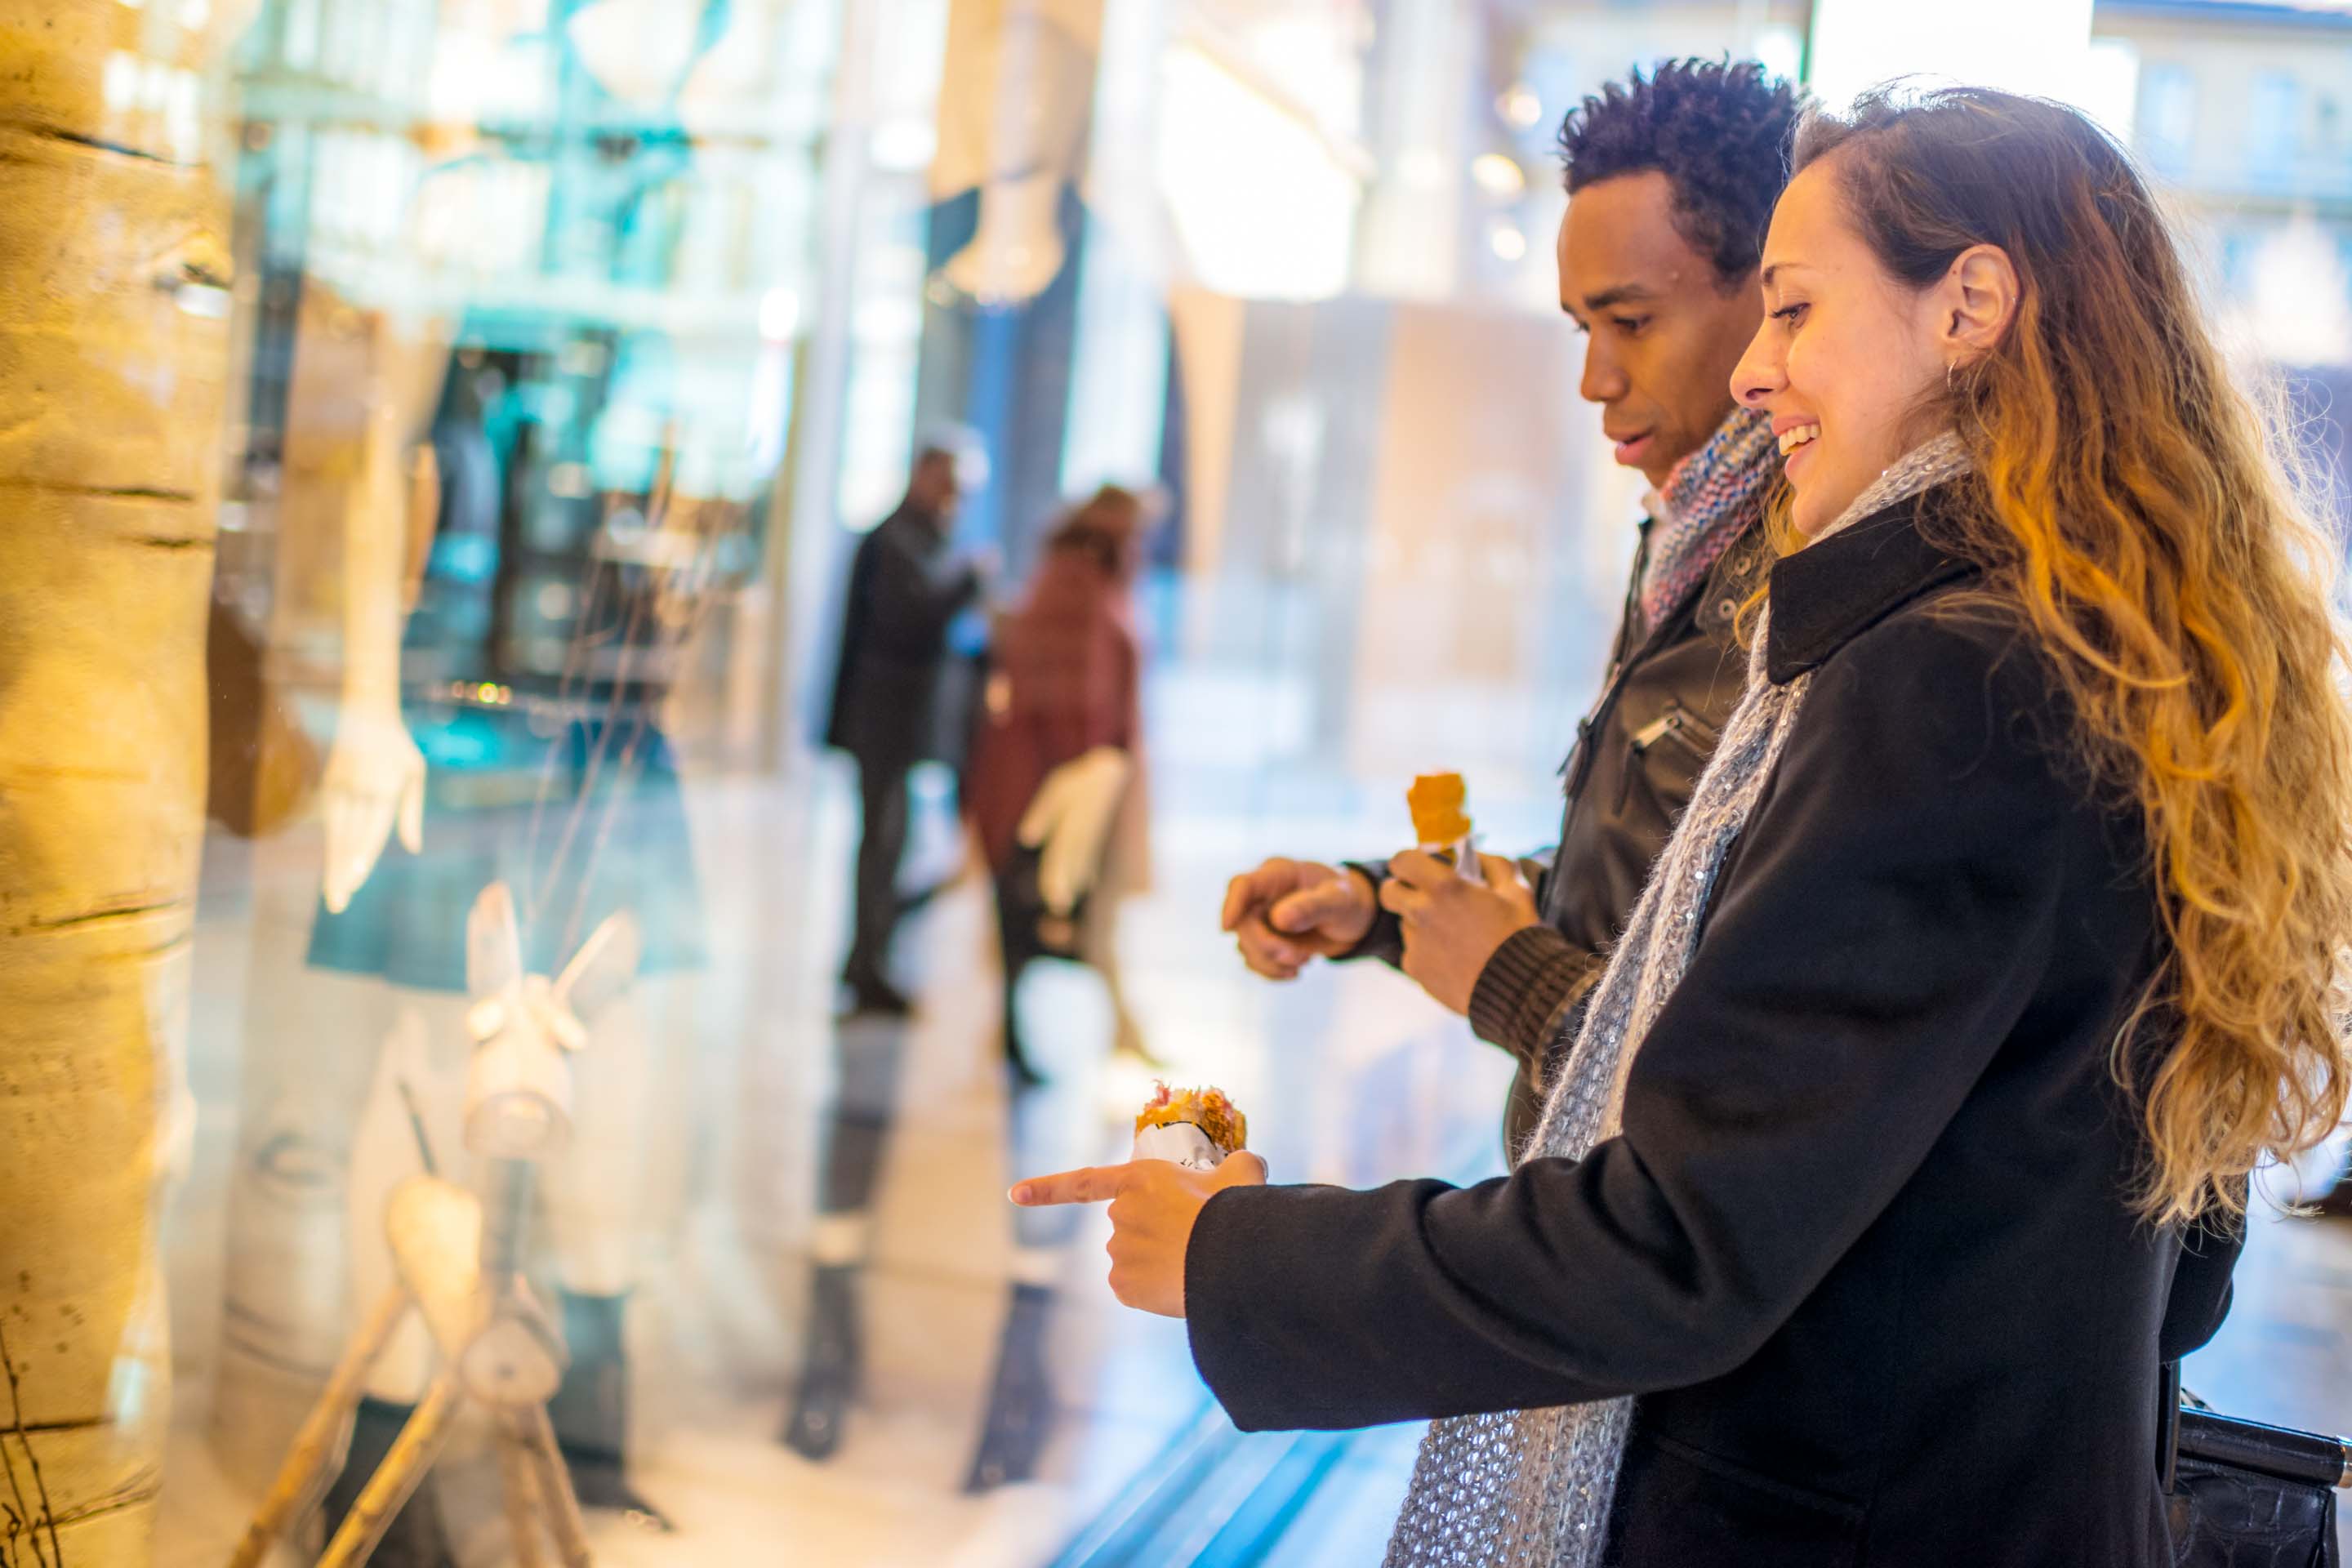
[1018,85,2352,1566]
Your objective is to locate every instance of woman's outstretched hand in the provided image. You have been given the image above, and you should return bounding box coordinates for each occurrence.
[1010,1152,1270,1317]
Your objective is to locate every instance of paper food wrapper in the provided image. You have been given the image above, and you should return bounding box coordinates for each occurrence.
[1131,1083,1247,1173]
[1407,771,1481,884]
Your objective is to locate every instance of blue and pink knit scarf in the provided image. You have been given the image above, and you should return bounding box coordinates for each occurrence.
[1637,408,1779,631]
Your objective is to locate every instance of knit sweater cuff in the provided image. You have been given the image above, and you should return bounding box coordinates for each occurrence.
[1468,924,1593,1067]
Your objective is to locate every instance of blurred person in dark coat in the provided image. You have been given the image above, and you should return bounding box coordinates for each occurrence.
[965,485,1156,1082]
[827,433,992,1015]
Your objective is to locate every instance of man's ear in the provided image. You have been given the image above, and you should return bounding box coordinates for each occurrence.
[1941,243,2020,363]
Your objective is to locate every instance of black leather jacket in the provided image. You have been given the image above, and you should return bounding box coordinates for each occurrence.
[1350,515,1771,1152]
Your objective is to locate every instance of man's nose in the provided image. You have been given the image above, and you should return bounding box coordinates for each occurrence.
[1579,341,1627,405]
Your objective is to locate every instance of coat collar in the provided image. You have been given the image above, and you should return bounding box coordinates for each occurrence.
[887,498,951,543]
[1764,486,1979,684]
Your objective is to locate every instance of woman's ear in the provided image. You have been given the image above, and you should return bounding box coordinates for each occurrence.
[1942,243,2020,363]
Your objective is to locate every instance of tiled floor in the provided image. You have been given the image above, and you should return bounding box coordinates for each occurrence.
[152,738,2352,1565]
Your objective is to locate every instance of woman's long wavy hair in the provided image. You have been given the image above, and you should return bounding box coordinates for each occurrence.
[1796,87,2352,1223]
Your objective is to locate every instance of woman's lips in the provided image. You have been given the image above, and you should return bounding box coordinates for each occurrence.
[1777,423,1821,477]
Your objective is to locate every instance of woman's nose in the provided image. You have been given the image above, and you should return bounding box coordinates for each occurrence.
[1729,330,1781,411]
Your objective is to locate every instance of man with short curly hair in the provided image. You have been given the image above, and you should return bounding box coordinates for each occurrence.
[1222,60,1805,1148]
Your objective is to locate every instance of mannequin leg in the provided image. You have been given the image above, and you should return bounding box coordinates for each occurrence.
[214,956,391,1500]
[546,978,672,1524]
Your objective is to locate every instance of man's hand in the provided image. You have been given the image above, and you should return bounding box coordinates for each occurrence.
[1379,850,1541,1016]
[1010,1152,1271,1316]
[1220,858,1377,980]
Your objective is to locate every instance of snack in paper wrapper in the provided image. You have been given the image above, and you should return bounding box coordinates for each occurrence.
[1131,1082,1248,1171]
[1407,773,1470,844]
[1406,771,1482,883]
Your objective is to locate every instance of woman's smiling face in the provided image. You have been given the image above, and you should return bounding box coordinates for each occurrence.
[1730,158,1954,536]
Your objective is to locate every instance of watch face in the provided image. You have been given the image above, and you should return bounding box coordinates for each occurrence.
[1131,1120,1224,1172]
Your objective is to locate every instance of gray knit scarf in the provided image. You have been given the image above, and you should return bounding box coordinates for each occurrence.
[1383,433,1973,1568]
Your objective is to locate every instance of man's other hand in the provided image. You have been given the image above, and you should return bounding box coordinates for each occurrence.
[1219,858,1378,981]
[1379,851,1541,1016]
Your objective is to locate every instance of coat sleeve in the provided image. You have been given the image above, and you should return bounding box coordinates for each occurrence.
[1186,617,2086,1431]
[2158,1209,2244,1362]
[866,522,981,660]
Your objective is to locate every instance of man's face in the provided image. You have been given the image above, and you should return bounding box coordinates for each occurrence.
[1557,170,1763,491]
[911,451,972,518]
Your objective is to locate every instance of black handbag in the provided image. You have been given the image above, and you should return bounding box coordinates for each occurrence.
[2163,1361,2347,1566]
[1000,837,1089,962]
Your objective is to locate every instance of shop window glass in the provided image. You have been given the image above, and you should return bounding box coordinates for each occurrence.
[8,3,2345,1563]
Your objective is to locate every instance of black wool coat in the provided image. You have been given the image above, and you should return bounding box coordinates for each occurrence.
[825,501,983,769]
[1185,492,2238,1567]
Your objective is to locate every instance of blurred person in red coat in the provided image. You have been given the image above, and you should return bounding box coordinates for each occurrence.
[966,485,1160,1084]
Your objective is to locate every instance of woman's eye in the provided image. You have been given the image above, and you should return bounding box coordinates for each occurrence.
[1771,302,1808,326]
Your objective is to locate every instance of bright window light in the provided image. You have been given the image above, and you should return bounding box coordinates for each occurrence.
[1471,153,1526,198]
[1807,0,2096,115]
[1158,43,1360,301]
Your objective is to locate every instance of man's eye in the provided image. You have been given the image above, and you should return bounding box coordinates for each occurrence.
[1612,317,1646,335]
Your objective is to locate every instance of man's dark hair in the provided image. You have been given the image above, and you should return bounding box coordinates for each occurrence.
[1558,58,1803,286]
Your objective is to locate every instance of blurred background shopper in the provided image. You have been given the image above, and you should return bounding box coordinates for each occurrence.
[826,432,994,1016]
[966,484,1159,1083]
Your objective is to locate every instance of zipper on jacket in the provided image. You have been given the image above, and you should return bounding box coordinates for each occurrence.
[1628,708,1686,755]
[1560,519,1654,799]
[1615,705,1690,813]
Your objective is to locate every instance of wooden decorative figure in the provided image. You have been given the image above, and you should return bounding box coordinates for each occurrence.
[225,884,637,1568]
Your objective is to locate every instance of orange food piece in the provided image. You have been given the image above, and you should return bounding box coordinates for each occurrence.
[1408,772,1472,844]
[1134,1082,1249,1155]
